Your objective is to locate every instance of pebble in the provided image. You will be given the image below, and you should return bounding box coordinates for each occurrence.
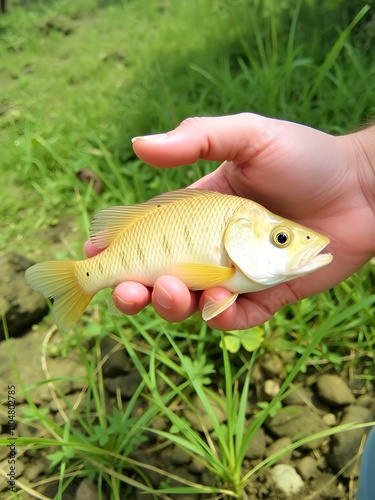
[0,252,48,339]
[101,336,132,377]
[201,470,216,486]
[322,412,337,427]
[170,446,192,466]
[357,393,375,409]
[188,457,206,474]
[245,425,266,460]
[266,436,292,463]
[75,477,107,500]
[169,467,197,488]
[297,455,317,480]
[259,353,284,378]
[183,394,226,432]
[316,374,355,406]
[104,371,142,399]
[23,460,48,481]
[270,463,304,496]
[263,379,280,400]
[265,404,328,450]
[283,386,331,415]
[329,404,374,478]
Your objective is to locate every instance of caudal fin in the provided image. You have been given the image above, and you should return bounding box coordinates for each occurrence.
[25,261,94,332]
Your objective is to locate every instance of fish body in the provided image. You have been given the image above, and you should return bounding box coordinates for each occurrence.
[25,189,333,332]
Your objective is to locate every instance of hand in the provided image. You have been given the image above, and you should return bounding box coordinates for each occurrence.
[86,113,375,330]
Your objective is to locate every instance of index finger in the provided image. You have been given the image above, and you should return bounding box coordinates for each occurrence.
[132,113,276,168]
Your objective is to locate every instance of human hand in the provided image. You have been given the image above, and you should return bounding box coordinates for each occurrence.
[86,113,375,330]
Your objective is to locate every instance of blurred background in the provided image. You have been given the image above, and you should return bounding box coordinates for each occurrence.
[1,2,375,499]
[1,0,374,257]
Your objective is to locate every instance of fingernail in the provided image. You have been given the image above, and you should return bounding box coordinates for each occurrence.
[154,282,173,309]
[116,296,136,309]
[131,133,168,144]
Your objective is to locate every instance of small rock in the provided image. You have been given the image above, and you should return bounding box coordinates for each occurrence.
[201,470,216,487]
[310,471,346,498]
[283,386,330,415]
[322,412,337,427]
[75,477,107,500]
[17,410,43,438]
[0,329,86,404]
[23,459,48,481]
[316,374,355,406]
[270,464,304,496]
[265,405,329,450]
[263,379,280,400]
[151,417,167,432]
[245,425,266,460]
[169,467,197,488]
[183,395,226,432]
[49,391,86,414]
[297,455,317,480]
[329,405,374,477]
[100,336,132,377]
[104,371,142,399]
[266,436,292,463]
[131,452,161,487]
[0,252,48,339]
[259,353,284,378]
[188,457,206,474]
[170,446,192,466]
[357,394,375,409]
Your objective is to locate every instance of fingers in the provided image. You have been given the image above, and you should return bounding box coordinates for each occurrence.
[132,113,275,169]
[113,276,198,322]
[84,240,101,258]
[151,276,198,322]
[113,282,151,315]
[199,288,275,331]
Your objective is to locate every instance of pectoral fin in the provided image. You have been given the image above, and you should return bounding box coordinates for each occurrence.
[202,293,238,321]
[108,290,122,316]
[170,262,235,290]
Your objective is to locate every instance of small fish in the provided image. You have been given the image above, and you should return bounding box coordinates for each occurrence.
[25,189,333,332]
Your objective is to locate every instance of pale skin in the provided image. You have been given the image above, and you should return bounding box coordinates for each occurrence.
[85,113,375,331]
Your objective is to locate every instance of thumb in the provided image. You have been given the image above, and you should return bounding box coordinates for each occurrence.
[132,113,279,168]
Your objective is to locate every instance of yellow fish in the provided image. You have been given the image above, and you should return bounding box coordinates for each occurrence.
[25,189,332,332]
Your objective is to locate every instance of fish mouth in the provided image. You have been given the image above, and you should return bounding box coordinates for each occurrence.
[290,241,333,274]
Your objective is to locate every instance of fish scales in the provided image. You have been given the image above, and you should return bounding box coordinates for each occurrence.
[77,192,246,290]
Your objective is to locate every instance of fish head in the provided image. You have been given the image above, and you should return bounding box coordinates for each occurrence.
[224,203,333,286]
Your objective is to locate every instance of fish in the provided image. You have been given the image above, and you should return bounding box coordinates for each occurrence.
[25,189,333,332]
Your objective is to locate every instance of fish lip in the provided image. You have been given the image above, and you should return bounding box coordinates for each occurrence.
[290,241,333,272]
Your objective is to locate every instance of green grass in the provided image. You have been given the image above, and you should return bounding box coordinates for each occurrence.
[1,0,375,498]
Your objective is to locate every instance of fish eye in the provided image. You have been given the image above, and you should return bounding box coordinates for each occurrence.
[271,227,293,247]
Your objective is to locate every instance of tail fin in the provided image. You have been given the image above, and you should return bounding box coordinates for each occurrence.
[25,261,94,332]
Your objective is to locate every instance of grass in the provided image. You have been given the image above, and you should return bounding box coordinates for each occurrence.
[1,0,375,498]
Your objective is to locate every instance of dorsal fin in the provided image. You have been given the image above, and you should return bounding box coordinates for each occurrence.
[145,188,219,206]
[89,204,159,249]
[89,189,220,249]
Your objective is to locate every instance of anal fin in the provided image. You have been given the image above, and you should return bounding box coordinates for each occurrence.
[108,289,123,316]
[170,262,235,291]
[202,293,238,321]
